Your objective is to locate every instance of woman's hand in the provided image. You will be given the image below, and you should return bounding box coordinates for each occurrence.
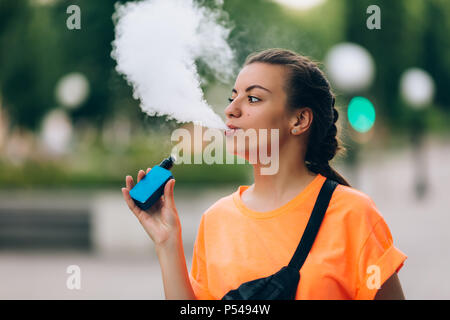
[121,168,181,248]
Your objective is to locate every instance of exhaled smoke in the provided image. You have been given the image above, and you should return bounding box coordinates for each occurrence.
[111,0,235,130]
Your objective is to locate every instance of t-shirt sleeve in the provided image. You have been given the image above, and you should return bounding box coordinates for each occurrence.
[189,214,216,300]
[354,198,407,300]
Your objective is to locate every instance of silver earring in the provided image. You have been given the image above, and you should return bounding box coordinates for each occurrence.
[292,129,298,134]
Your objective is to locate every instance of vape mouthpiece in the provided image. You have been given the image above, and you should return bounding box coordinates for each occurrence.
[158,155,176,170]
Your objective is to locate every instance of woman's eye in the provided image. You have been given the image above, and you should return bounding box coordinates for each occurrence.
[248,96,260,103]
[228,96,260,103]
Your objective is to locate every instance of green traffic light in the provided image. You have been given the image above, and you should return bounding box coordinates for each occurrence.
[347,96,376,133]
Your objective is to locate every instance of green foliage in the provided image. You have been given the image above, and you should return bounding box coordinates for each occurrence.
[0,128,251,189]
[0,158,250,189]
[1,0,449,131]
[1,0,450,188]
[343,0,450,128]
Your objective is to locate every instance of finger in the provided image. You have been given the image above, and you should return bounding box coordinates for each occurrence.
[164,179,176,210]
[125,175,135,189]
[121,187,131,202]
[137,170,145,183]
[146,167,152,174]
[121,188,139,216]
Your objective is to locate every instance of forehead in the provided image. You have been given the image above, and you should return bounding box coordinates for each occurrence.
[234,62,287,92]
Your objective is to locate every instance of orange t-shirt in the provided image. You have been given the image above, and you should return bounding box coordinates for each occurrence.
[189,173,407,300]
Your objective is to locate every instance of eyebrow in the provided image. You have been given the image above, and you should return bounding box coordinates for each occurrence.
[232,84,272,94]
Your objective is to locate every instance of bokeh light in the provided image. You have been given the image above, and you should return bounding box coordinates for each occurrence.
[272,0,326,10]
[55,72,90,109]
[325,43,375,93]
[347,96,376,133]
[400,68,435,109]
[40,109,73,155]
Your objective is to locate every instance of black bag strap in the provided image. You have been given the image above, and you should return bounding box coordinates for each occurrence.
[288,178,338,270]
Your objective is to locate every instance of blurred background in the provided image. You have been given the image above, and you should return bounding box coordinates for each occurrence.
[0,0,449,299]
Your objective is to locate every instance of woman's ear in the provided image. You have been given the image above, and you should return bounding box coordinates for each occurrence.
[290,107,313,135]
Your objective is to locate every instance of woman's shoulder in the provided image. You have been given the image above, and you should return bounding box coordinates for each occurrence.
[330,183,385,226]
[332,183,375,206]
[200,189,237,220]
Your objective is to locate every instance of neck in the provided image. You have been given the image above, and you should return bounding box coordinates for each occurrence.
[249,144,318,200]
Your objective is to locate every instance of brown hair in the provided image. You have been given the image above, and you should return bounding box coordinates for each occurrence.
[244,48,351,187]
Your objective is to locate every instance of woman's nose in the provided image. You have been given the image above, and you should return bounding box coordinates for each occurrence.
[225,100,242,119]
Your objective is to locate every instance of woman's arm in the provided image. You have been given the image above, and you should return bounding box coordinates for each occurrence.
[374,273,405,300]
[122,168,197,300]
[156,233,197,300]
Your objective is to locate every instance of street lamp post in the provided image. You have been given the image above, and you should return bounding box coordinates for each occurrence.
[400,68,435,200]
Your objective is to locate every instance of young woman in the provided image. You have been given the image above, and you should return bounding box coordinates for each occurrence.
[121,48,407,300]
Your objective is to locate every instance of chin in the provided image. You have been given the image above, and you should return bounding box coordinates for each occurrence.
[225,140,266,163]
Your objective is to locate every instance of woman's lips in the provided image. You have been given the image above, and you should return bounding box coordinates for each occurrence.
[224,128,242,136]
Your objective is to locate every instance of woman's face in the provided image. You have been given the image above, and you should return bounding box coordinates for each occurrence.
[224,62,293,160]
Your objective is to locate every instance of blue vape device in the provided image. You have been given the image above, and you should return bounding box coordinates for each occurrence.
[129,155,175,210]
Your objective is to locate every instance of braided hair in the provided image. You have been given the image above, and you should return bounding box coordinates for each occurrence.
[244,48,351,187]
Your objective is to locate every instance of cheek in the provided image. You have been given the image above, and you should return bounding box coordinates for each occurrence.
[265,110,287,131]
[264,102,286,126]
[246,106,281,129]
